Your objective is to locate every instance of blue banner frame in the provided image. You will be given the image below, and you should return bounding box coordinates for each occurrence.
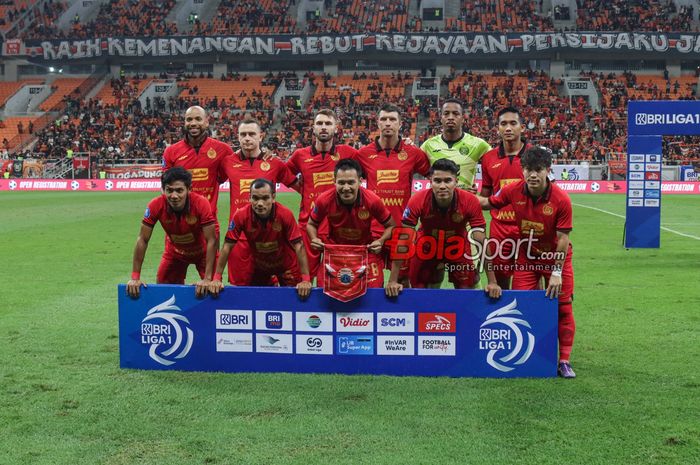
[626,100,700,248]
[118,285,558,378]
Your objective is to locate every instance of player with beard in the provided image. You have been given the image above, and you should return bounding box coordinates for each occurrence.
[307,159,396,288]
[209,179,312,298]
[354,103,430,286]
[286,109,358,282]
[162,106,233,232]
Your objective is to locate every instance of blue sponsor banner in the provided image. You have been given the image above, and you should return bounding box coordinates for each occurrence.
[118,285,558,378]
[680,165,699,181]
[625,135,662,248]
[628,100,700,136]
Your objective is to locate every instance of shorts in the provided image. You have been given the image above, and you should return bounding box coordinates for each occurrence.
[157,247,206,284]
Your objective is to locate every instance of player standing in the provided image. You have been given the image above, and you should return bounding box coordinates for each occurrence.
[209,179,312,299]
[421,98,491,189]
[479,107,530,289]
[307,159,396,287]
[220,117,299,285]
[126,167,217,298]
[162,106,233,229]
[286,109,358,281]
[478,146,577,378]
[355,103,431,285]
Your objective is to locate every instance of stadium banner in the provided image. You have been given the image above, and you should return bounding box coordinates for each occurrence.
[100,165,163,179]
[628,100,700,136]
[550,164,589,181]
[608,160,627,177]
[118,285,558,378]
[626,100,700,247]
[680,165,699,181]
[626,135,662,248]
[10,33,700,61]
[3,178,700,194]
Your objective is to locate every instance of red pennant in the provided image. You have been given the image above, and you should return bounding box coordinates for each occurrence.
[322,244,368,303]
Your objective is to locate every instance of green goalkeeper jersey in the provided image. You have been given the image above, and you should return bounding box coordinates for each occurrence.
[421,133,492,188]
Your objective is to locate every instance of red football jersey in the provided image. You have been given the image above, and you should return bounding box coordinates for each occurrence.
[142,192,216,256]
[488,180,573,262]
[221,152,297,220]
[403,188,486,238]
[286,144,358,230]
[310,187,391,246]
[356,139,430,231]
[225,203,301,269]
[162,137,233,215]
[480,143,529,224]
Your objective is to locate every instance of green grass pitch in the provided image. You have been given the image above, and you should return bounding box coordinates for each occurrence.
[1,191,699,464]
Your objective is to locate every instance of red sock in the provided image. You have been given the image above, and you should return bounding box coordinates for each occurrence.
[558,301,575,361]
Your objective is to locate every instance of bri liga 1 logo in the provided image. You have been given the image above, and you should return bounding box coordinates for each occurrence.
[479,299,535,372]
[140,295,193,366]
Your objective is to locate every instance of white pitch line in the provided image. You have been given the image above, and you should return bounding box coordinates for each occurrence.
[573,202,700,241]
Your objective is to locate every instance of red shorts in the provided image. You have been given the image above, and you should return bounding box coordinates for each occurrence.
[157,247,206,284]
[317,250,384,288]
[409,255,479,289]
[300,225,326,282]
[488,219,520,280]
[512,249,574,302]
[227,237,254,285]
[248,254,302,287]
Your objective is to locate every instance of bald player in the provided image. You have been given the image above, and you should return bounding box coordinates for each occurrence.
[163,106,233,232]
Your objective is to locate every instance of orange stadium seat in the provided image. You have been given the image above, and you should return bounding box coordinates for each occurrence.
[95,78,154,106]
[0,80,44,107]
[178,77,277,109]
[0,116,38,148]
[39,78,87,111]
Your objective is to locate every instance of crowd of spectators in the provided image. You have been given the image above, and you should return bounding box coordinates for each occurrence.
[6,0,65,40]
[445,0,554,33]
[6,0,700,41]
[200,0,296,35]
[307,0,410,34]
[418,70,602,162]
[575,0,697,32]
[6,68,699,166]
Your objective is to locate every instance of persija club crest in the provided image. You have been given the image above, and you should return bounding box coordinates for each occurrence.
[323,244,368,302]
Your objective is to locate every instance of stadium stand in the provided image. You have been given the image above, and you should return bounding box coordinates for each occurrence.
[7,0,700,39]
[2,0,700,169]
[307,0,410,34]
[0,0,39,33]
[60,0,178,40]
[205,0,296,35]
[575,0,697,32]
[177,76,277,111]
[39,77,88,111]
[0,79,43,106]
[6,0,66,40]
[0,116,38,148]
[445,0,553,32]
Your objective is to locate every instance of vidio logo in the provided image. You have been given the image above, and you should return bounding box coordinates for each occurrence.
[479,299,535,372]
[140,295,193,366]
